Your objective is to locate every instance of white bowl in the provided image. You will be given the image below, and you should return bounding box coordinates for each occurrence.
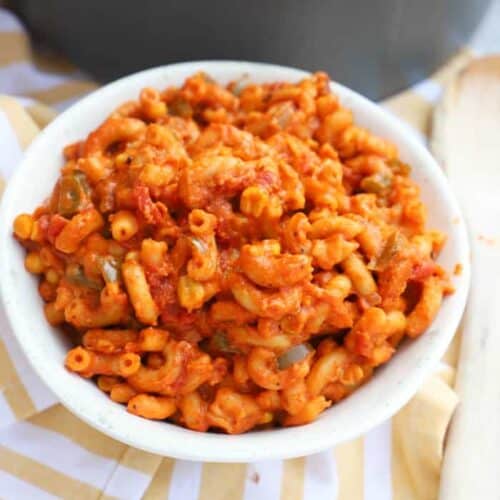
[0,61,470,462]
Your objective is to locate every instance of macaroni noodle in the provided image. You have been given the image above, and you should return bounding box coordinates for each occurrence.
[13,71,451,433]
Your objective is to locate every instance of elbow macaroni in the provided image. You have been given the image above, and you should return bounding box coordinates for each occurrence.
[14,71,452,433]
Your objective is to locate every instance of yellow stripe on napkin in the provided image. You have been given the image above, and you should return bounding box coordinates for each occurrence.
[199,463,247,500]
[335,437,364,500]
[142,458,175,499]
[281,457,306,500]
[0,32,30,66]
[0,339,36,421]
[0,445,112,500]
[0,95,39,148]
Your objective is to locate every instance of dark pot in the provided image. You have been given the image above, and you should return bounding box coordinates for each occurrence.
[11,0,491,99]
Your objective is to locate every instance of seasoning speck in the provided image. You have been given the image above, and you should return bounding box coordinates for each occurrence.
[249,471,260,484]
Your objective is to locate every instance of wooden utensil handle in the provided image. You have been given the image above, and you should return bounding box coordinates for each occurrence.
[434,56,500,499]
[440,234,500,499]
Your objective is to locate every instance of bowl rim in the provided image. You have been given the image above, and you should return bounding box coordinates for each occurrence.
[0,60,470,462]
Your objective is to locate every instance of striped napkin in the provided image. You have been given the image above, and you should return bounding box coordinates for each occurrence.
[0,6,481,499]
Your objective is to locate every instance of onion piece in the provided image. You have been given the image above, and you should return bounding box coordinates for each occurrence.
[212,331,240,354]
[229,75,251,96]
[65,263,102,290]
[73,170,91,196]
[190,236,208,254]
[369,230,405,272]
[57,170,91,216]
[278,343,313,369]
[168,98,192,118]
[273,101,296,129]
[99,256,121,283]
[57,175,82,216]
[360,172,392,194]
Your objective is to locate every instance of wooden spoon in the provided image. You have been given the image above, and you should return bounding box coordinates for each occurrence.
[432,56,500,499]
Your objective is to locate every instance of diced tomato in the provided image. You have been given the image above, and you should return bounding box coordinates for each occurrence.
[147,273,176,312]
[410,260,438,281]
[160,303,197,327]
[46,214,68,244]
[133,184,166,224]
[255,169,279,189]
